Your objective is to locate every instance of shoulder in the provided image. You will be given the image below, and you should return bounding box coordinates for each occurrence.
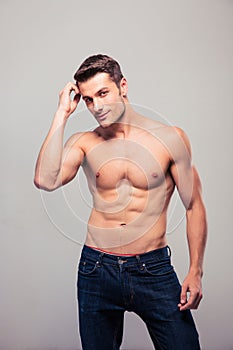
[155,125,191,147]
[138,115,168,131]
[172,126,189,141]
[168,126,192,163]
[171,126,191,155]
[65,128,103,155]
[64,130,99,150]
[149,125,192,161]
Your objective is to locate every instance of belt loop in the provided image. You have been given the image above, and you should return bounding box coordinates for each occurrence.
[167,246,171,257]
[136,255,141,264]
[97,252,104,266]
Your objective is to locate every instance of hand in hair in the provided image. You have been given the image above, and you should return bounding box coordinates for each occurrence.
[58,82,81,117]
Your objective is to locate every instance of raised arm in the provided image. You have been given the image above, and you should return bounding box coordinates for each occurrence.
[169,127,207,311]
[34,82,84,191]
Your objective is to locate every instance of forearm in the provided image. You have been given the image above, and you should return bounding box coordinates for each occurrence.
[186,200,208,276]
[34,110,68,190]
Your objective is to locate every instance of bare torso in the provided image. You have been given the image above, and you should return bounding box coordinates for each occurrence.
[34,76,206,311]
[77,114,180,255]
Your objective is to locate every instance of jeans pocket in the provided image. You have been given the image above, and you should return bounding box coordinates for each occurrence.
[78,259,100,275]
[142,258,174,276]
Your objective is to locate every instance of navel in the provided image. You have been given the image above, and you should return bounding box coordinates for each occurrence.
[96,172,100,178]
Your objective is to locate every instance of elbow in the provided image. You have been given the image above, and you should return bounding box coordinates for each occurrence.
[33,176,58,192]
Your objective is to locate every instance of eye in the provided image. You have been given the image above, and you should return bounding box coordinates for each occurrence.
[84,97,92,104]
[99,91,108,97]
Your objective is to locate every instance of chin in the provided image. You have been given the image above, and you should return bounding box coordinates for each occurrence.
[99,121,112,128]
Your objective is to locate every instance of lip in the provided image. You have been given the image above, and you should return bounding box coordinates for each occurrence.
[96,111,109,120]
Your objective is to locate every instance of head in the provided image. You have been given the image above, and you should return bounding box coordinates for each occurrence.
[74,54,124,89]
[74,54,128,127]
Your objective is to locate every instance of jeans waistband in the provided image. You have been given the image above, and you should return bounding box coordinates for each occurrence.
[81,245,171,265]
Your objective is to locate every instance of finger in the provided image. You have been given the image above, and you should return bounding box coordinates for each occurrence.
[71,94,81,110]
[73,93,81,102]
[65,82,80,95]
[192,292,203,309]
[179,285,188,306]
[179,291,202,311]
[72,84,80,95]
[179,298,194,311]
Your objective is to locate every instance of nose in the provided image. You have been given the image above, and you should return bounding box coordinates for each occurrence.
[93,99,103,113]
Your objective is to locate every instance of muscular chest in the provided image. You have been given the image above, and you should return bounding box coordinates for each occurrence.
[83,138,171,191]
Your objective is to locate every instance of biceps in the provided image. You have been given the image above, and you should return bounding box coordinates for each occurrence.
[59,147,84,186]
[170,161,194,209]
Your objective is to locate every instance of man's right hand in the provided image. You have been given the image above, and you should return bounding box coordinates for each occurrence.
[58,82,81,117]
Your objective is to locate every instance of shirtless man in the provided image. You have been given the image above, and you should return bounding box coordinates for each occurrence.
[34,54,207,350]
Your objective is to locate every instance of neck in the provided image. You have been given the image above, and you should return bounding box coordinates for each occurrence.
[101,102,137,139]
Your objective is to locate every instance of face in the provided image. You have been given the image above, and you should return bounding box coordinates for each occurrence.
[78,73,127,128]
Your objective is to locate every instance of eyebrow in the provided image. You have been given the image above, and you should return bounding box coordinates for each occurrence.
[82,87,109,100]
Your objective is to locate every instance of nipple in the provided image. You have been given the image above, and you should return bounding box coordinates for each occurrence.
[152,172,158,178]
[96,172,100,178]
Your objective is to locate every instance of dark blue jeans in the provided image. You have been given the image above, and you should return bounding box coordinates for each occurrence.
[77,245,200,350]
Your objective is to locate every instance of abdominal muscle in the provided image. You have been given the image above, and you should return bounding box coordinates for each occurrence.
[85,183,172,255]
[81,128,175,255]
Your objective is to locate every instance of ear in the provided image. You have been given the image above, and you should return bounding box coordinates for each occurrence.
[120,77,128,97]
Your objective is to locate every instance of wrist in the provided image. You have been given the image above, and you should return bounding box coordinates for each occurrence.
[54,109,70,123]
[188,266,203,278]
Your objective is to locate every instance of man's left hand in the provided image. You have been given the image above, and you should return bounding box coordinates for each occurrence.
[178,273,203,311]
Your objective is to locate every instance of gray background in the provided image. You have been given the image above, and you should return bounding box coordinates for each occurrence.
[1,0,233,349]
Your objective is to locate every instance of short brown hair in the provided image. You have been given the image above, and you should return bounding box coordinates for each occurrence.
[74,54,124,88]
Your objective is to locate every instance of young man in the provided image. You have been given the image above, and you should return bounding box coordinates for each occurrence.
[34,54,207,349]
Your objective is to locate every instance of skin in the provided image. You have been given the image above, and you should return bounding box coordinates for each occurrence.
[34,72,207,311]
